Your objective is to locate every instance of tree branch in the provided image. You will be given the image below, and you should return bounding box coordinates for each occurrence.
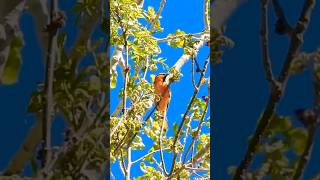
[260,0,274,83]
[41,0,58,169]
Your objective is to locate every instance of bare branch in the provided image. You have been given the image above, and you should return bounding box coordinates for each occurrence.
[260,0,274,83]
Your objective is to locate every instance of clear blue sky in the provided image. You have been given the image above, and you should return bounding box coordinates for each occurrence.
[214,0,320,179]
[110,1,210,179]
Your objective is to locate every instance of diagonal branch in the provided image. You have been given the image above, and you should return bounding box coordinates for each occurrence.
[260,0,274,83]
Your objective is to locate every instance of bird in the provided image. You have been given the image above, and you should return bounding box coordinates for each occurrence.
[153,73,171,131]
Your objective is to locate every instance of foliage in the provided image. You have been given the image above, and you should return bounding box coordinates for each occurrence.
[110,0,210,179]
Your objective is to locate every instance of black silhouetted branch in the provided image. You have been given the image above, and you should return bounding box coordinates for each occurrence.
[260,0,274,83]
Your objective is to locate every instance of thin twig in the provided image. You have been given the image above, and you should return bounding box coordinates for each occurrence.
[260,0,274,83]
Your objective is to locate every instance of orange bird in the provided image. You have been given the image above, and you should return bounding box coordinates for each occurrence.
[154,73,171,131]
[154,73,171,113]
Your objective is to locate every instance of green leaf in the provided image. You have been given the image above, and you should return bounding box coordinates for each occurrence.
[27,92,44,113]
[288,128,308,155]
[269,115,292,132]
[1,37,23,85]
[110,74,117,89]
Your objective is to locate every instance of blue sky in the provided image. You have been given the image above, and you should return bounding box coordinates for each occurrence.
[214,0,320,179]
[110,0,210,179]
